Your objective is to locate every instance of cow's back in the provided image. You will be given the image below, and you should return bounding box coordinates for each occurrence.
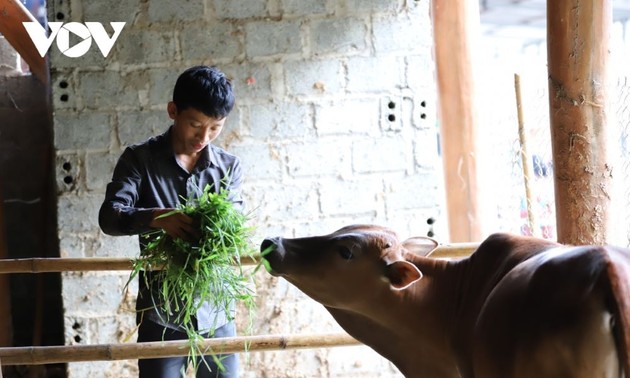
[449,233,558,374]
[471,245,630,378]
[605,246,630,376]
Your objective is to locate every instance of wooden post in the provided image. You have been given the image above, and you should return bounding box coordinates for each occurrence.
[431,0,483,242]
[0,185,12,350]
[0,0,49,85]
[547,0,613,245]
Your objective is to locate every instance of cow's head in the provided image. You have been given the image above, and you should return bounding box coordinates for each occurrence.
[260,224,438,309]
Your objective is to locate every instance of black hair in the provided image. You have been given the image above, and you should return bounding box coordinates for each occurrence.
[172,65,235,118]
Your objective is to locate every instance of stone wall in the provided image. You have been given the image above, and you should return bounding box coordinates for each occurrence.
[48,0,442,376]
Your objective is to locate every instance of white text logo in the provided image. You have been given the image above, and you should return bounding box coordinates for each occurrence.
[23,22,126,58]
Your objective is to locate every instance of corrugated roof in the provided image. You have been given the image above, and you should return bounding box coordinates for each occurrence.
[480,0,630,45]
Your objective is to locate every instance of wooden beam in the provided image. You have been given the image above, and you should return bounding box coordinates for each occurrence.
[431,0,483,242]
[0,333,361,365]
[0,0,49,85]
[0,256,257,273]
[547,0,613,245]
[0,243,480,274]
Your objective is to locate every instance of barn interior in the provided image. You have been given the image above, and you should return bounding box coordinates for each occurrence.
[1,0,630,377]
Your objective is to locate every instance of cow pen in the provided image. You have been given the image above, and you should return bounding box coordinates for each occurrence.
[0,242,477,369]
[2,0,628,376]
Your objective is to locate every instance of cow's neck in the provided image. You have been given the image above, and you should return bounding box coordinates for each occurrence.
[327,258,463,377]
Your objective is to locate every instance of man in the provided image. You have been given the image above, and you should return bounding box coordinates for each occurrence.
[99,65,242,378]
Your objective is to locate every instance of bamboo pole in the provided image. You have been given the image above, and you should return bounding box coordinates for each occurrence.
[0,256,256,274]
[0,244,480,274]
[0,333,361,365]
[0,0,49,85]
[547,0,613,245]
[429,243,478,259]
[431,0,483,243]
[514,74,540,238]
[0,257,137,274]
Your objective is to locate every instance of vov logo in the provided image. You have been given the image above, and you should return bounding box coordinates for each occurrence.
[23,22,126,58]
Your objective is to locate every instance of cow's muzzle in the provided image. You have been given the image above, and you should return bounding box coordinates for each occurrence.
[260,237,285,275]
[260,237,278,255]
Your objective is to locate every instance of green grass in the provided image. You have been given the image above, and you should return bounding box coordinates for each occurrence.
[126,183,259,372]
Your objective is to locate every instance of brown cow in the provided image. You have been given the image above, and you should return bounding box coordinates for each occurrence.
[260,224,630,378]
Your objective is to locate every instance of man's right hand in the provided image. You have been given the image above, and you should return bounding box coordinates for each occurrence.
[150,209,200,241]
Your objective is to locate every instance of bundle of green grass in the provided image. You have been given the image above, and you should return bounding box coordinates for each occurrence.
[127,183,258,370]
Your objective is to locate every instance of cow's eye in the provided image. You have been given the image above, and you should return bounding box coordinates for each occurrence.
[337,246,354,260]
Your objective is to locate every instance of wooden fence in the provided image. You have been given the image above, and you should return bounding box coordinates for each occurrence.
[0,243,478,368]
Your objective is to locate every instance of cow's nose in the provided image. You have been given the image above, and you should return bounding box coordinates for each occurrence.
[260,238,279,254]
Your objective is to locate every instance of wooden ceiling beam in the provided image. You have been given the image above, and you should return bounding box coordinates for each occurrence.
[0,0,49,85]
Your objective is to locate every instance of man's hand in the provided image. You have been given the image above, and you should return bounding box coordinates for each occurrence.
[150,209,200,241]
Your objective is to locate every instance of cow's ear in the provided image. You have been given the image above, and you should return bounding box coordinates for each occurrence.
[386,261,423,290]
[402,236,438,257]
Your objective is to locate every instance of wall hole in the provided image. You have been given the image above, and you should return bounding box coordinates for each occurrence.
[420,100,426,107]
[56,12,65,20]
[74,335,81,343]
[63,176,73,184]
[60,94,69,102]
[427,218,435,237]
[59,81,69,89]
[388,101,396,109]
[420,113,427,119]
[62,162,72,171]
[387,114,396,122]
[72,322,81,330]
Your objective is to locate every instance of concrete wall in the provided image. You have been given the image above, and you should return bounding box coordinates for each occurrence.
[48,0,442,376]
[0,36,21,75]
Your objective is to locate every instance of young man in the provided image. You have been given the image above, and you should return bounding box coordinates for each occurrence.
[99,65,242,378]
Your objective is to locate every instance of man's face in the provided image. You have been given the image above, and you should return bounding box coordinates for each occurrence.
[168,102,226,155]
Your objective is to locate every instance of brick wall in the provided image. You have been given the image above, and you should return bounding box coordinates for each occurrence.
[48,0,441,376]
